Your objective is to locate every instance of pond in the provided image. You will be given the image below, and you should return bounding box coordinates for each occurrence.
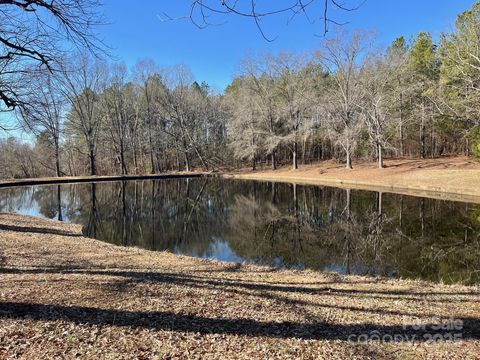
[0,178,479,285]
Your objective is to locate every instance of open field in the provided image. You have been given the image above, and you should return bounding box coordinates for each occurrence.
[0,212,479,359]
[225,157,480,203]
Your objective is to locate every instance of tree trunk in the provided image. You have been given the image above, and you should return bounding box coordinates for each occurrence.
[420,100,425,159]
[251,136,256,171]
[346,145,352,170]
[431,131,435,159]
[184,142,191,172]
[148,127,155,174]
[132,141,138,175]
[119,140,127,175]
[174,143,181,171]
[89,144,96,176]
[399,92,405,157]
[271,151,277,170]
[54,138,61,177]
[292,141,298,170]
[180,121,209,171]
[56,185,63,222]
[302,137,307,165]
[378,143,384,169]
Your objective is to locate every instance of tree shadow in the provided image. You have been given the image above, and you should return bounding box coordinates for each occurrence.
[3,266,479,299]
[0,224,82,237]
[1,301,478,341]
[2,266,479,319]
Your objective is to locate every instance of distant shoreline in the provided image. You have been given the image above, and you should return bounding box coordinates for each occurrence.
[224,156,480,204]
[1,157,479,203]
[0,172,207,189]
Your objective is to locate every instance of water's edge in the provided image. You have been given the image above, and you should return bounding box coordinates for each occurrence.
[221,173,480,205]
[2,172,480,204]
[0,173,207,189]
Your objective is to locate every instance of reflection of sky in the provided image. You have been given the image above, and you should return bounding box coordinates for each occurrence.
[0,187,72,222]
[177,236,243,263]
[0,188,39,216]
[10,202,42,217]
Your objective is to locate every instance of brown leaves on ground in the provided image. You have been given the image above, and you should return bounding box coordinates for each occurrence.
[0,213,479,359]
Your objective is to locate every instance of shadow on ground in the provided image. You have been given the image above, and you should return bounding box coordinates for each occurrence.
[1,265,479,341]
[0,300,477,341]
[0,224,81,237]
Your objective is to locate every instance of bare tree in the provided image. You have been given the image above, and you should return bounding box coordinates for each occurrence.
[163,0,364,41]
[317,30,372,169]
[0,137,40,178]
[0,0,104,112]
[62,55,107,176]
[239,54,283,169]
[271,52,315,170]
[360,53,399,168]
[101,63,133,175]
[19,74,66,176]
[132,59,162,173]
[226,77,263,170]
[159,65,209,171]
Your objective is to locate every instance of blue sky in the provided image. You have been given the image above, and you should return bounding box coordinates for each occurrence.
[0,0,476,140]
[101,0,475,91]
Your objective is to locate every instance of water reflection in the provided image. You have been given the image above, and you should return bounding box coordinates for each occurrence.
[0,178,479,285]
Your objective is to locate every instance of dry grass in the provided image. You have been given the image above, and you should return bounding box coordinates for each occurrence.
[0,213,479,359]
[226,156,480,203]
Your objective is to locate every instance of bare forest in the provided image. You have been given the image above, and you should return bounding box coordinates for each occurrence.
[2,1,480,179]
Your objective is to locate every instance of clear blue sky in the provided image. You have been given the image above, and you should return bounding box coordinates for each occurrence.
[0,1,475,140]
[101,0,475,91]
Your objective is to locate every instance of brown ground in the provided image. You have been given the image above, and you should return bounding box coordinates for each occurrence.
[0,213,479,359]
[225,156,480,203]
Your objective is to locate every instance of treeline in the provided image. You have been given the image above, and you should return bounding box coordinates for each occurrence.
[2,2,480,178]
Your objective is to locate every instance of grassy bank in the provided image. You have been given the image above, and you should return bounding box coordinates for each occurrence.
[0,213,479,359]
[225,157,480,204]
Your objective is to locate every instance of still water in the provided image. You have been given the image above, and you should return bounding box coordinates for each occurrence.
[0,178,479,284]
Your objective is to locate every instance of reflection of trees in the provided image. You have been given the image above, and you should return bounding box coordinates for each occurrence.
[33,188,58,219]
[227,185,353,270]
[85,183,99,239]
[66,179,230,256]
[226,183,480,284]
[345,191,394,277]
[56,186,63,221]
[227,194,296,266]
[1,179,479,284]
[0,188,35,212]
[0,185,65,222]
[387,198,480,284]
